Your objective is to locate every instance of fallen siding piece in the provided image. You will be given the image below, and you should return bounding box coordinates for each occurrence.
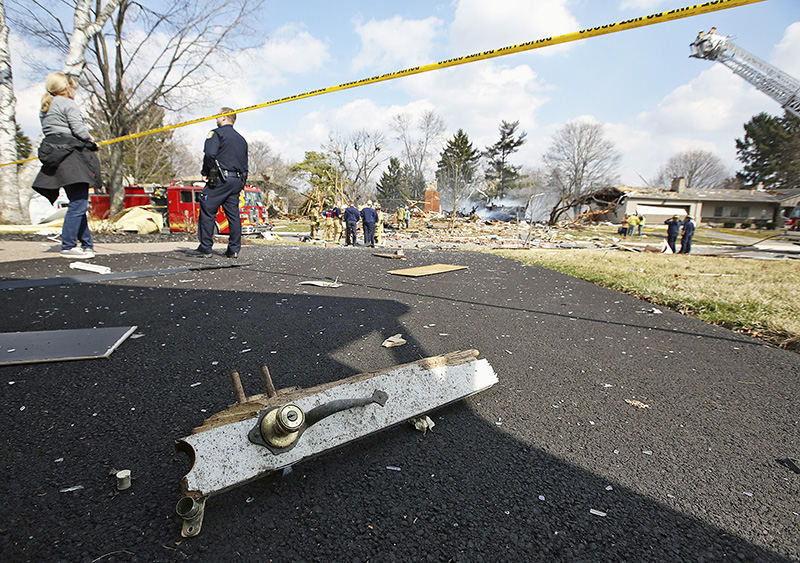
[69,261,111,275]
[0,326,137,365]
[388,263,467,277]
[298,280,343,288]
[0,263,242,291]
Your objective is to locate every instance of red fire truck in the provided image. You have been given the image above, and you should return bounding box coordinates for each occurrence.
[787,201,800,231]
[89,182,271,234]
[165,183,271,234]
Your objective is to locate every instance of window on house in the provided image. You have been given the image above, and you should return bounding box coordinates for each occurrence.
[714,206,723,217]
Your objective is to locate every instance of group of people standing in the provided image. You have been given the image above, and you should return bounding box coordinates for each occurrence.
[665,215,696,254]
[310,201,397,247]
[619,214,645,238]
[31,71,249,260]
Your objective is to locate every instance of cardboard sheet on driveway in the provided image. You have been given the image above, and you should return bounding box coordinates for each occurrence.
[0,326,137,365]
[388,263,467,277]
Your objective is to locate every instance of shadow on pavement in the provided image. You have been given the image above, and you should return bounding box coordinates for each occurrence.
[0,280,791,561]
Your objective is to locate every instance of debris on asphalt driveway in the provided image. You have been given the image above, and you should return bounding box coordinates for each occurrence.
[0,326,137,366]
[776,457,800,474]
[174,349,498,537]
[69,261,111,274]
[116,469,132,490]
[637,307,663,314]
[386,466,402,472]
[625,399,651,409]
[589,509,607,517]
[382,334,406,347]
[409,415,435,434]
[374,250,406,259]
[59,485,84,493]
[298,280,343,288]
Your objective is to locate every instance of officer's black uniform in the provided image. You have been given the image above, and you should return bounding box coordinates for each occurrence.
[664,217,681,253]
[198,124,248,255]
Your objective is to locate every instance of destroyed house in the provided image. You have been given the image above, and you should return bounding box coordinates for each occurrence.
[616,179,785,227]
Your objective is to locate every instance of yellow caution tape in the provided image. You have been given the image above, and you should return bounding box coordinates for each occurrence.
[2,0,764,168]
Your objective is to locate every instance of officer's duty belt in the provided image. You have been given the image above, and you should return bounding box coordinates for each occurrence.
[220,169,245,180]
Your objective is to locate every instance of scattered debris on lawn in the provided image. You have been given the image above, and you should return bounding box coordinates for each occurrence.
[389,264,468,277]
[69,261,111,275]
[625,399,651,409]
[382,334,407,347]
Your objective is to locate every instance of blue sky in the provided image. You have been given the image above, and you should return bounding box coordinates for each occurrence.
[10,0,800,186]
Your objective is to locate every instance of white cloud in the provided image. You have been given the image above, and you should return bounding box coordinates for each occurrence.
[248,24,331,76]
[183,24,331,122]
[618,0,665,11]
[449,0,580,56]
[772,21,800,77]
[352,16,443,72]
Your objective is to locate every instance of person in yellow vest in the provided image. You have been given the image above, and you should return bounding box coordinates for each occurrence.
[636,214,645,236]
[628,214,640,237]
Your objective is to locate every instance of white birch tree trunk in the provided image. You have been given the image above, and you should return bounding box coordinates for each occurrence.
[0,0,122,224]
[0,0,23,223]
[63,0,122,76]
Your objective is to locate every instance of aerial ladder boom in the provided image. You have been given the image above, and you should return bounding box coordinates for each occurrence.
[690,30,800,118]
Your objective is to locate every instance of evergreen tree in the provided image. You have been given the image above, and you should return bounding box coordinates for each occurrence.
[15,124,31,161]
[483,120,526,201]
[436,129,481,211]
[735,111,800,190]
[376,157,414,207]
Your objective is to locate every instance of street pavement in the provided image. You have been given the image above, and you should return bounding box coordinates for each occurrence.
[0,244,798,561]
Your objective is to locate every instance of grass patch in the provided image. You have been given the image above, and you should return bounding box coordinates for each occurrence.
[490,249,800,351]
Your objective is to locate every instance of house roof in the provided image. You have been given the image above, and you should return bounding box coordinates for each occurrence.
[620,186,780,203]
[768,188,800,206]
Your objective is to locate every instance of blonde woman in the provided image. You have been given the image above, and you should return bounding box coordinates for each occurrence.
[32,72,102,258]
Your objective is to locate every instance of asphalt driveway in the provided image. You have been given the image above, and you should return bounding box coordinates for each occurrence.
[0,244,797,561]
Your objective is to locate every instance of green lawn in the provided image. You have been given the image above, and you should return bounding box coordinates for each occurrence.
[490,248,800,351]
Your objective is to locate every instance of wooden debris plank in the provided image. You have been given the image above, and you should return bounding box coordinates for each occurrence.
[389,263,467,277]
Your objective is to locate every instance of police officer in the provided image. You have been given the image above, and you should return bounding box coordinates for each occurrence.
[343,201,360,246]
[664,214,681,253]
[192,107,248,258]
[361,201,378,247]
[679,215,696,254]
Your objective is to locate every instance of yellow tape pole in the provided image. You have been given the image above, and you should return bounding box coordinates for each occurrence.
[2,0,765,168]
